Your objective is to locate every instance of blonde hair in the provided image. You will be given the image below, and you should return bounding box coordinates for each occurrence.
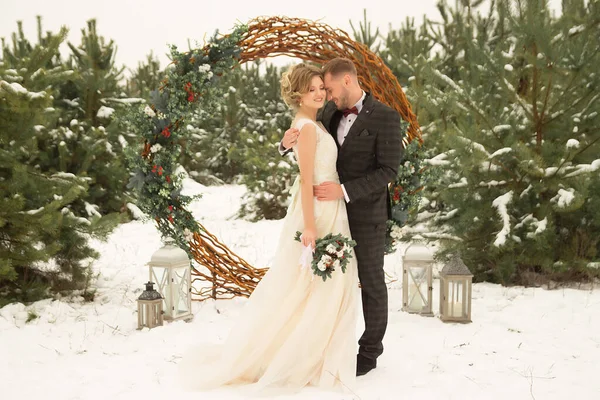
[280,63,323,110]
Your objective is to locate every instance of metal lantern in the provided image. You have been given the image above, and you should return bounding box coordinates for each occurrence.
[147,238,192,322]
[401,243,434,316]
[137,281,164,329]
[440,255,473,323]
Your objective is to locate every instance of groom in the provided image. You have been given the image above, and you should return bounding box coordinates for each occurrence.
[279,58,404,376]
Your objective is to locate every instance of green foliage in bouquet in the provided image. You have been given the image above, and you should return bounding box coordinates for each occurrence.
[294,231,357,282]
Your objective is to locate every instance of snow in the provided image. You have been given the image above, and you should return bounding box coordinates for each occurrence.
[425,153,451,166]
[85,202,102,218]
[126,203,145,220]
[2,181,600,399]
[533,217,548,235]
[459,137,490,156]
[565,159,600,177]
[566,139,580,149]
[492,125,512,134]
[568,25,585,35]
[489,147,512,158]
[479,180,506,187]
[97,106,115,119]
[551,189,575,208]
[104,97,144,104]
[491,191,513,247]
[118,135,128,148]
[0,80,45,99]
[24,206,45,215]
[433,70,464,94]
[52,172,78,180]
[63,98,80,107]
[448,177,467,188]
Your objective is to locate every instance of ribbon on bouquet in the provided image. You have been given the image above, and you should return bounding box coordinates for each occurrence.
[299,241,314,270]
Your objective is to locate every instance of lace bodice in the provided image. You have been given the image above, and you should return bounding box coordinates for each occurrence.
[292,118,339,184]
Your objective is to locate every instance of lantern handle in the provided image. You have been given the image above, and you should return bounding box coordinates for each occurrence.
[402,242,434,258]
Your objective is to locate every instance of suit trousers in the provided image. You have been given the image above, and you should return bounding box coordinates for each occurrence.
[348,218,388,361]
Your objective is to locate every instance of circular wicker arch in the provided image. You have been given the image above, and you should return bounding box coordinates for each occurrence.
[188,16,421,301]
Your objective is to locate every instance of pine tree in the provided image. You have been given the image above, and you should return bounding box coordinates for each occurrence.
[181,61,295,219]
[59,19,131,217]
[2,18,132,219]
[0,29,97,305]
[412,0,600,284]
[350,9,382,52]
[125,52,163,99]
[234,64,295,221]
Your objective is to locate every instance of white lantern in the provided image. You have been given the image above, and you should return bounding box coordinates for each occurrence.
[137,281,164,329]
[401,243,434,316]
[439,255,473,323]
[147,238,193,322]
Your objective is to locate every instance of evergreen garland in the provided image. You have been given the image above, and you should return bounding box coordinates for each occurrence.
[124,26,248,251]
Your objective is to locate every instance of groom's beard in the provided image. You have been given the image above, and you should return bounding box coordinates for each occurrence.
[335,90,351,110]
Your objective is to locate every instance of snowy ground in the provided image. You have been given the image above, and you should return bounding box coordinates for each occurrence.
[1,178,599,400]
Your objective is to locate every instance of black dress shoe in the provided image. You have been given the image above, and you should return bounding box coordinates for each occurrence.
[356,354,377,376]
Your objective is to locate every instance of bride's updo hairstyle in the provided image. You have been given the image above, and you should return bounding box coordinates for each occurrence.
[280,63,323,110]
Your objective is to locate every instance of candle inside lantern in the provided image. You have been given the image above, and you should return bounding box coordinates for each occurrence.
[451,301,463,317]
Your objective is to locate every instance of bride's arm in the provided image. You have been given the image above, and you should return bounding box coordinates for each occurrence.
[296,123,317,248]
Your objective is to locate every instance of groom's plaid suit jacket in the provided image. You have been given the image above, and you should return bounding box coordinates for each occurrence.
[319,92,404,225]
[319,92,403,360]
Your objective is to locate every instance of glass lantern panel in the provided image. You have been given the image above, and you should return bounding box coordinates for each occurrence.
[448,280,465,318]
[406,265,428,311]
[171,266,190,317]
[150,267,171,312]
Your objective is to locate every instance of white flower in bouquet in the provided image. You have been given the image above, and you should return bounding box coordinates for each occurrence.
[322,255,333,265]
[143,105,155,118]
[333,259,341,269]
[317,260,327,271]
[150,143,163,153]
[336,250,344,257]
[326,244,337,254]
[198,64,211,73]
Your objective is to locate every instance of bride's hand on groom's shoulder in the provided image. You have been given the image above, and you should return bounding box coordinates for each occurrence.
[282,128,300,150]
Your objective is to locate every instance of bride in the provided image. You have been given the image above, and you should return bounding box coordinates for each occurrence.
[178,63,359,395]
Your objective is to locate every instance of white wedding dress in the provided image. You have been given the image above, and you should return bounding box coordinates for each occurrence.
[179,118,359,395]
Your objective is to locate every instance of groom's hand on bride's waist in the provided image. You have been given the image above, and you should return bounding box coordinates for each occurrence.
[314,182,344,201]
[282,128,300,150]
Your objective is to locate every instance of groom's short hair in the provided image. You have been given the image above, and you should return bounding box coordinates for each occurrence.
[322,58,357,78]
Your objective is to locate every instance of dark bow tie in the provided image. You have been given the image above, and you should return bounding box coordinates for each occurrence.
[342,106,359,117]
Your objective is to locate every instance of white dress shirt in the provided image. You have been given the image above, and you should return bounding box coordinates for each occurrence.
[337,91,366,147]
[338,91,366,203]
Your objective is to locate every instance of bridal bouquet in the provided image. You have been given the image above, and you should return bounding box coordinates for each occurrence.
[294,231,357,282]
